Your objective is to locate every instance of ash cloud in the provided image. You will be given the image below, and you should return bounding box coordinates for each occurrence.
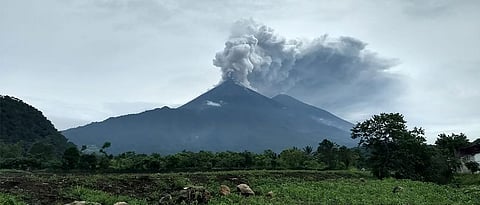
[214,19,401,114]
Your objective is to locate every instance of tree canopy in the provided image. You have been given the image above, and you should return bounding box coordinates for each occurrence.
[351,113,451,182]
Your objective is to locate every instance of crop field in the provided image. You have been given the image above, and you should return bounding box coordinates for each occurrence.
[0,170,479,205]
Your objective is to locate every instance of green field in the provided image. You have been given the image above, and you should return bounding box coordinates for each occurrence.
[0,170,479,205]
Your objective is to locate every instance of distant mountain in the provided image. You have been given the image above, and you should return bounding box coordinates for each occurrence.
[63,80,355,154]
[0,95,70,156]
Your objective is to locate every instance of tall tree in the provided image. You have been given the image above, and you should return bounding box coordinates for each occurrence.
[435,133,470,172]
[351,113,429,180]
[338,146,354,169]
[316,139,339,169]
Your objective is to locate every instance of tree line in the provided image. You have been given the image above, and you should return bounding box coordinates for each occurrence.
[0,139,365,172]
[59,139,364,172]
[0,112,478,184]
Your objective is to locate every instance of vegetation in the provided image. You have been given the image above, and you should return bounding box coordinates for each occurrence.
[465,161,479,173]
[0,170,479,204]
[2,99,480,204]
[351,113,476,184]
[1,111,477,185]
[63,186,147,205]
[0,95,71,169]
[0,193,26,205]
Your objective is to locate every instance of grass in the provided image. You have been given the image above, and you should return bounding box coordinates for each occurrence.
[455,173,480,186]
[209,178,480,205]
[1,170,479,204]
[0,193,26,205]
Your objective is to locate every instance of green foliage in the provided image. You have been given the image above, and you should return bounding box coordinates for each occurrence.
[455,173,480,186]
[210,176,479,204]
[0,193,26,205]
[435,133,470,172]
[435,133,470,156]
[62,146,80,169]
[0,143,23,158]
[279,147,306,169]
[79,154,97,170]
[465,161,480,173]
[28,142,55,160]
[351,113,450,183]
[3,170,480,204]
[302,145,313,156]
[0,157,42,170]
[423,146,456,184]
[316,139,339,169]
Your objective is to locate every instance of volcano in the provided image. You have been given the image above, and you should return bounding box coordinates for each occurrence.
[63,80,355,154]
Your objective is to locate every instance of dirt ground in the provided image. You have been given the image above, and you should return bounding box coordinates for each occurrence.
[0,173,172,204]
[0,170,369,204]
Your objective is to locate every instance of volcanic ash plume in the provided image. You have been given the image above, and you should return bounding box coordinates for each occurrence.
[213,19,400,110]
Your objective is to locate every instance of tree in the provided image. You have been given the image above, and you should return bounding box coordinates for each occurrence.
[316,139,339,169]
[435,133,469,156]
[351,113,430,180]
[79,154,97,170]
[465,161,480,173]
[257,149,278,169]
[279,147,306,169]
[434,133,470,174]
[99,141,111,156]
[303,146,314,156]
[28,142,55,161]
[338,146,354,169]
[62,146,80,169]
[0,142,23,158]
[98,141,112,170]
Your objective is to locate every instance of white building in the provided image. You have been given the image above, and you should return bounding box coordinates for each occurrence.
[458,139,480,173]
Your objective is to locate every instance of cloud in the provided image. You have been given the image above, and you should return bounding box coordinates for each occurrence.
[214,19,401,114]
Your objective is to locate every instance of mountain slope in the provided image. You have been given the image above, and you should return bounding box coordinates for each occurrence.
[63,80,355,154]
[272,94,353,132]
[0,95,70,156]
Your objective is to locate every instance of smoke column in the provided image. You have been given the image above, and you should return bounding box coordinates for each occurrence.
[214,19,400,114]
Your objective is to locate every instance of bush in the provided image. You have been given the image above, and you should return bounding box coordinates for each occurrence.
[465,161,480,174]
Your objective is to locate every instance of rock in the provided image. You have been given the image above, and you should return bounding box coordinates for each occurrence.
[159,194,173,205]
[392,186,404,193]
[266,191,274,198]
[220,185,230,196]
[236,184,255,196]
[114,202,128,205]
[64,201,101,205]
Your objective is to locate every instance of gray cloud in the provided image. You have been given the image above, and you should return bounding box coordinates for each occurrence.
[1,0,479,142]
[214,19,401,112]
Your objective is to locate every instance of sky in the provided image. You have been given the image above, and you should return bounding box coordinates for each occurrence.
[1,0,479,143]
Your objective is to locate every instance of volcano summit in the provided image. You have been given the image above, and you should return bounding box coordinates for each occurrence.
[63,80,355,154]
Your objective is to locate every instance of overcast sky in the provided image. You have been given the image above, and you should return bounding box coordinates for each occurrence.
[1,0,479,143]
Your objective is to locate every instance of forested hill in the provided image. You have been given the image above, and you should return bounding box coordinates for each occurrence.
[0,95,69,156]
